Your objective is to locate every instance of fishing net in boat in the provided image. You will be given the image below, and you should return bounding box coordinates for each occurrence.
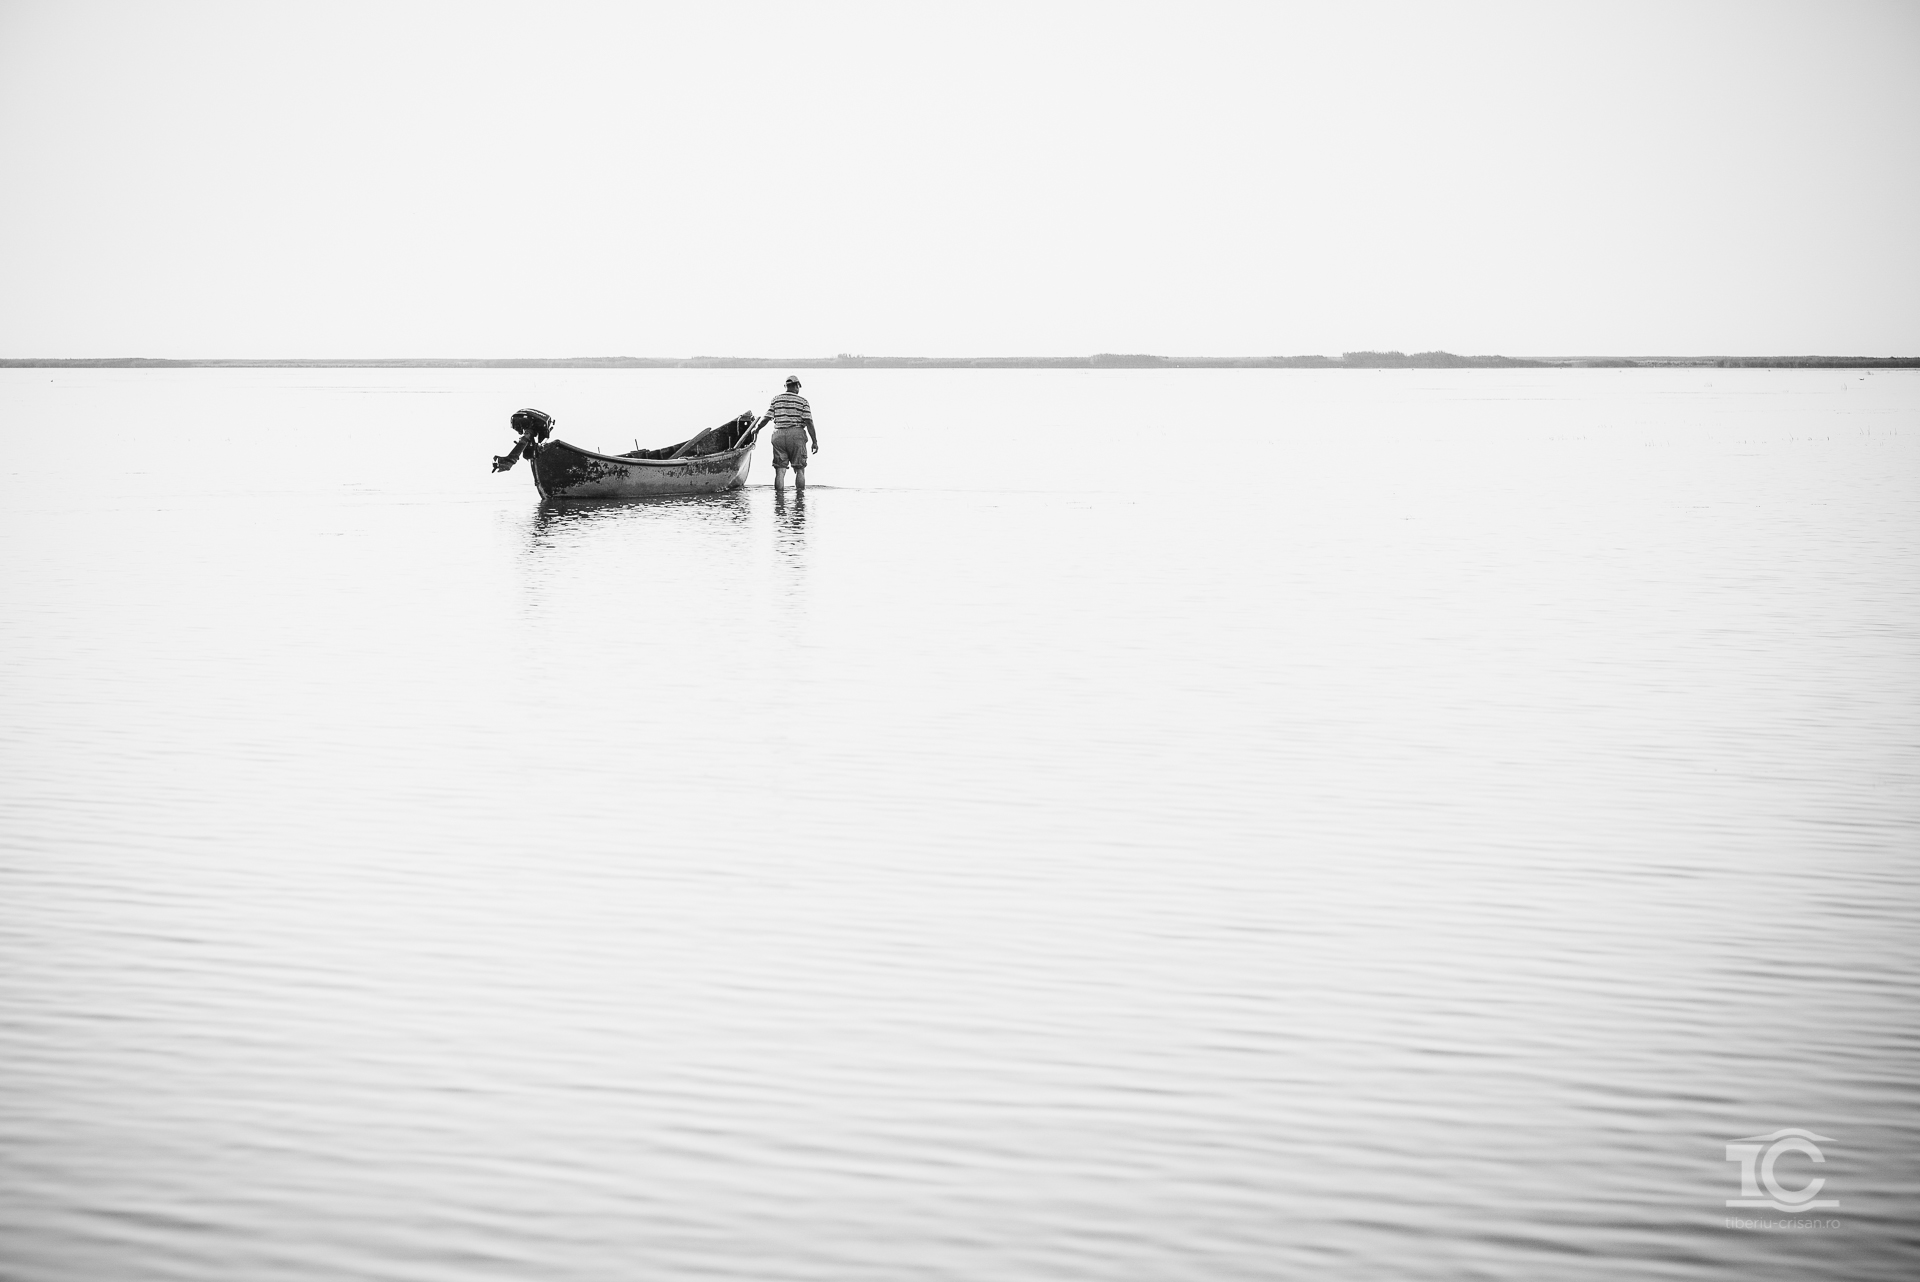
[621,412,759,459]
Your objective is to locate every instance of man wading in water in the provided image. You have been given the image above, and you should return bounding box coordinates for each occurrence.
[766,376,819,491]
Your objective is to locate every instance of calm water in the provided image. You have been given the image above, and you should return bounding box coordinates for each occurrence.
[1,368,1916,1280]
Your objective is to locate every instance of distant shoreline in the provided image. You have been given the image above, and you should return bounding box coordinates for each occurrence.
[3,352,1916,370]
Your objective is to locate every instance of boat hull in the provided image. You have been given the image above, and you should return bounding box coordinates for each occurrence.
[531,438,754,499]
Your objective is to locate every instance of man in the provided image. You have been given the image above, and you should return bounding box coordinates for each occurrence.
[766,376,819,490]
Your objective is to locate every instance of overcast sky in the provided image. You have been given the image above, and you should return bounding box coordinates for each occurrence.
[2,0,1915,358]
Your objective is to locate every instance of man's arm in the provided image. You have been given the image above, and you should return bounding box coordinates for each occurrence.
[800,398,819,452]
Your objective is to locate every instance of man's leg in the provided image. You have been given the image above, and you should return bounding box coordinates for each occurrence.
[793,462,805,492]
[774,463,788,489]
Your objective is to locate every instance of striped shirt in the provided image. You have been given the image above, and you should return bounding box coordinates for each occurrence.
[768,391,812,430]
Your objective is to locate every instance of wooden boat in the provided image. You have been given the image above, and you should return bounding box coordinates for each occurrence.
[492,409,764,499]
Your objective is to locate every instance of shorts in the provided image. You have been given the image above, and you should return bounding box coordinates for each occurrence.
[771,426,810,470]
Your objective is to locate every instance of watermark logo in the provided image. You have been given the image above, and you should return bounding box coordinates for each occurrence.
[1725,1129,1838,1212]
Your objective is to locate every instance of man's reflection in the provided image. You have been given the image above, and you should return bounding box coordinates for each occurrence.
[770,487,811,592]
[773,487,807,543]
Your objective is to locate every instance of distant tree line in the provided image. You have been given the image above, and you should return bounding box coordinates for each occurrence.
[1338,351,1543,368]
[1711,356,1919,368]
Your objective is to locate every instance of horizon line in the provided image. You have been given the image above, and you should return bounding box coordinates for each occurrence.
[3,352,1917,370]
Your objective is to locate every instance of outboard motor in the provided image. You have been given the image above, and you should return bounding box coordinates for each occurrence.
[510,408,556,440]
[492,407,555,473]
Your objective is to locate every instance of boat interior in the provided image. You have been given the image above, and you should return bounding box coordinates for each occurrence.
[620,412,758,460]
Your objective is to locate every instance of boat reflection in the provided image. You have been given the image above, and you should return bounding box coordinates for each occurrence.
[522,489,753,557]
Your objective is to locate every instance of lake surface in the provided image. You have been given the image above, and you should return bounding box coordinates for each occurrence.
[2,368,1916,1280]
